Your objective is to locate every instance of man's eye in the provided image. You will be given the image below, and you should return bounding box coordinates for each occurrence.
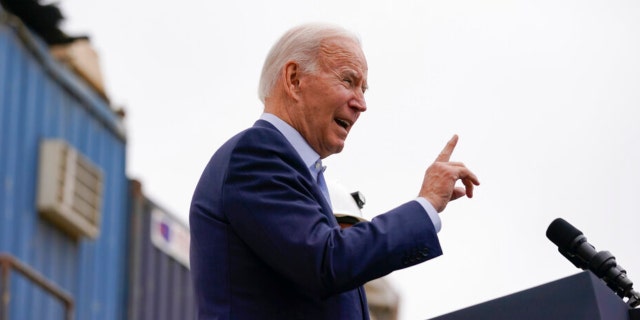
[343,78,352,84]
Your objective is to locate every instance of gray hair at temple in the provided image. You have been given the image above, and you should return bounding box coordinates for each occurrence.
[257,23,362,104]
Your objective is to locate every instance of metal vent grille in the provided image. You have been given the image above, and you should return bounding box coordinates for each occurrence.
[37,139,103,239]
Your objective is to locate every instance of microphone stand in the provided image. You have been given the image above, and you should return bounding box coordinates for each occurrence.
[629,292,640,308]
[630,293,640,320]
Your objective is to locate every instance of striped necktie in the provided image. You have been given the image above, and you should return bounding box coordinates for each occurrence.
[313,160,331,205]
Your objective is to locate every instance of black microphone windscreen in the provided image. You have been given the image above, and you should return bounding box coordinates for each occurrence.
[546,218,583,250]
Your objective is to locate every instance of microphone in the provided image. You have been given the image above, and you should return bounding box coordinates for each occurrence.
[546,218,640,307]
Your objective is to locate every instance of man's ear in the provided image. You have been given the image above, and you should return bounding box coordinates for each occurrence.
[284,61,301,100]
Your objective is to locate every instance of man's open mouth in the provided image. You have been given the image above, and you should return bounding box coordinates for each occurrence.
[335,118,350,129]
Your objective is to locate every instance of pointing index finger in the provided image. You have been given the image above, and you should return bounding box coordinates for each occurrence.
[436,134,459,162]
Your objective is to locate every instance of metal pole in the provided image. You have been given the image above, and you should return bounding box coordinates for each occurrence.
[64,300,74,320]
[0,258,10,320]
[0,254,74,320]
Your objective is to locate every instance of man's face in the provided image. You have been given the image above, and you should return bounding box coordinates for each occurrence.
[294,37,368,158]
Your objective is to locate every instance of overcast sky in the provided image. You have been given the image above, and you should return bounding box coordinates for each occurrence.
[59,1,640,318]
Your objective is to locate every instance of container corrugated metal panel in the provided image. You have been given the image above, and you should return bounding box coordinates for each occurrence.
[1,7,129,320]
[128,180,196,320]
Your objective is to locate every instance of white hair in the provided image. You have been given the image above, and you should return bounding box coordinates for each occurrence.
[257,23,361,104]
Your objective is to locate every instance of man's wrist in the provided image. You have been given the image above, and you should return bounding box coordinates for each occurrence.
[415,197,441,232]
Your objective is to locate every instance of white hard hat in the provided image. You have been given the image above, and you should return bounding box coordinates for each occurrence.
[327,179,367,224]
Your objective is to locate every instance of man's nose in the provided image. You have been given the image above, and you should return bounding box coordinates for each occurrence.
[350,93,367,112]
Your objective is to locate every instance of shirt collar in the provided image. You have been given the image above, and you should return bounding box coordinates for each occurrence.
[260,113,321,174]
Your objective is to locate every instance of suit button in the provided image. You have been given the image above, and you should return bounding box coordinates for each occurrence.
[420,248,429,257]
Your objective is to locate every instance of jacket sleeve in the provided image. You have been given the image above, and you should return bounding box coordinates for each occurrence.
[221,131,443,298]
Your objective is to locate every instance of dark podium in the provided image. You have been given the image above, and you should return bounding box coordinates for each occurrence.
[430,271,639,320]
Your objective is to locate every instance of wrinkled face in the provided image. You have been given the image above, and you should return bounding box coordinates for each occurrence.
[294,37,368,158]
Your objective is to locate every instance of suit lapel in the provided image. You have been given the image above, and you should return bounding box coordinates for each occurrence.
[253,120,338,227]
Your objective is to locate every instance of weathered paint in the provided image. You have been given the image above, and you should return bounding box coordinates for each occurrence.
[127,180,196,320]
[1,7,129,320]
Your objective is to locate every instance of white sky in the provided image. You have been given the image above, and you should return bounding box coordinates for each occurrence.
[59,1,640,318]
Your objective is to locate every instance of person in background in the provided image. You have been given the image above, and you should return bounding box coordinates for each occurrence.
[327,180,400,320]
[327,180,367,229]
[189,22,480,320]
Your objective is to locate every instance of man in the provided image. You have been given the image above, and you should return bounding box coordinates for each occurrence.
[190,23,479,319]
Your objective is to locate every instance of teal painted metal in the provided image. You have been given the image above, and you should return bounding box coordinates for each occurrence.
[0,6,129,320]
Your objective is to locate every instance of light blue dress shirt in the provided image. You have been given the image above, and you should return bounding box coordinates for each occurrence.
[260,113,441,232]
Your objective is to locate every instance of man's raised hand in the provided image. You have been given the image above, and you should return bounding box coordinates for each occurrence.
[419,135,480,213]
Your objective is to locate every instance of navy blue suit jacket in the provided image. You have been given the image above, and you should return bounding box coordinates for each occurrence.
[190,120,443,319]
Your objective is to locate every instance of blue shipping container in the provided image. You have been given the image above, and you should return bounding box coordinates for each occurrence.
[0,5,129,320]
[127,180,196,320]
